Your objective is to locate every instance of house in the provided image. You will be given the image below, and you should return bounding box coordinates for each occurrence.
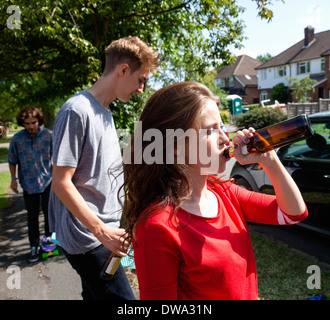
[256,26,330,102]
[215,55,262,104]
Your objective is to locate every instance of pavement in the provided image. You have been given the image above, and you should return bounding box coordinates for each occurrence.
[0,140,83,300]
[0,183,83,300]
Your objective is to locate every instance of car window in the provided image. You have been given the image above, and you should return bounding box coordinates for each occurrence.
[281,120,330,162]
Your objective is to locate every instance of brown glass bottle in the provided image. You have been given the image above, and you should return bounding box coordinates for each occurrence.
[100,252,122,280]
[224,114,314,158]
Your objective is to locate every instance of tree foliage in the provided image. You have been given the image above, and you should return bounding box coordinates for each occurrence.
[271,82,289,103]
[0,0,275,128]
[287,76,318,103]
[256,52,273,62]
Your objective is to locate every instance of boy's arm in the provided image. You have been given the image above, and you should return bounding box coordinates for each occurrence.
[52,164,129,256]
[9,163,18,194]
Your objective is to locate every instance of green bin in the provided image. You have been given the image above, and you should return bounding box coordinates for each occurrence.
[226,95,242,116]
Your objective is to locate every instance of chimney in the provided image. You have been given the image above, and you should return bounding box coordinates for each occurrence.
[304,26,315,47]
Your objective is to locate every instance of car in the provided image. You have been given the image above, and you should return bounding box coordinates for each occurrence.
[230,111,330,237]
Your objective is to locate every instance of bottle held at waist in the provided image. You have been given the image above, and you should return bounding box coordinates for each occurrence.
[224,114,314,158]
[100,252,122,280]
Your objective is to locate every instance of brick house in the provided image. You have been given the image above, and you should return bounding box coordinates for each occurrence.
[256,26,330,103]
[215,55,262,104]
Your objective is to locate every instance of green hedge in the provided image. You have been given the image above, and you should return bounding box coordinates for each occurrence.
[234,107,287,130]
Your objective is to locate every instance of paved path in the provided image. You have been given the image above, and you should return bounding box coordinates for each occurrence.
[0,145,82,299]
[0,187,83,300]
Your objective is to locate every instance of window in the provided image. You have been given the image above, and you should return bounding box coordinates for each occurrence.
[260,91,268,101]
[280,120,330,162]
[260,69,267,80]
[228,77,234,87]
[275,66,287,78]
[297,61,310,75]
[215,78,225,88]
[321,58,325,72]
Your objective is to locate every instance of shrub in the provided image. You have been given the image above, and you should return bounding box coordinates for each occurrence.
[219,110,230,124]
[271,82,289,103]
[233,107,287,130]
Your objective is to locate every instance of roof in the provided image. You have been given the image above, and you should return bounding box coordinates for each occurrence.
[216,55,262,86]
[256,29,330,69]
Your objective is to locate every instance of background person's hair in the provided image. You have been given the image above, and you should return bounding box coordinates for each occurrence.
[103,36,160,75]
[122,81,220,243]
[16,106,44,127]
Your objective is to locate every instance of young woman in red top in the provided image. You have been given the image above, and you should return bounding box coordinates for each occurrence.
[122,81,308,300]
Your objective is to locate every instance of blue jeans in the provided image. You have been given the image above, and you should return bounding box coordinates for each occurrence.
[63,244,136,300]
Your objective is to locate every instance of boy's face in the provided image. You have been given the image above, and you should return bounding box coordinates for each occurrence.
[23,116,40,136]
[117,64,150,102]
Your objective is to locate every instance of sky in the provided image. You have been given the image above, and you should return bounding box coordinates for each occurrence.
[232,0,330,59]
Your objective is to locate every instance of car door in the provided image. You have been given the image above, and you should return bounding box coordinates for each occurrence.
[278,117,330,235]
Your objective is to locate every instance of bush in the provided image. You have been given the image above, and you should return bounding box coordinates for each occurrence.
[233,107,287,130]
[271,82,289,103]
[219,110,230,124]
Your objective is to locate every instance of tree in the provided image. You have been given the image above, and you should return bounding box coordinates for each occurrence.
[271,82,289,103]
[256,52,273,62]
[201,70,228,109]
[1,0,276,129]
[287,76,318,103]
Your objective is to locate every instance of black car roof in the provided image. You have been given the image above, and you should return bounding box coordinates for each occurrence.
[308,111,330,119]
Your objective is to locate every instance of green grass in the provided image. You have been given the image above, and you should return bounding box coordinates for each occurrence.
[0,147,8,163]
[0,171,11,211]
[250,230,330,300]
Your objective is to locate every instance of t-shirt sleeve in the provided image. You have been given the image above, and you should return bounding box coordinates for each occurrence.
[134,217,180,300]
[229,183,308,225]
[53,109,85,167]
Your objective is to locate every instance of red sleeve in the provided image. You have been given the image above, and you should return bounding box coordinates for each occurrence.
[133,212,181,300]
[213,179,308,225]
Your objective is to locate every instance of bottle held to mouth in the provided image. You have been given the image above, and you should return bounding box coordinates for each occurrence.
[224,114,314,158]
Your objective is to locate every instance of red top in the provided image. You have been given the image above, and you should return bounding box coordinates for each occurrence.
[134,178,308,300]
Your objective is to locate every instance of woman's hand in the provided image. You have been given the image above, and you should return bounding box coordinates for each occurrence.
[232,127,306,216]
[232,127,277,166]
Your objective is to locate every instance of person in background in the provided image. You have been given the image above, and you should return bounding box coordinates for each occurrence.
[0,122,5,137]
[8,106,53,263]
[122,81,308,300]
[48,36,160,300]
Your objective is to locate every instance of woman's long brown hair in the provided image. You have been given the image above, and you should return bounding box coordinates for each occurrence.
[122,81,220,244]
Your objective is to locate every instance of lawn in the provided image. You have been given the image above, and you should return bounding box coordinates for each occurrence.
[0,147,8,163]
[250,230,330,300]
[0,171,11,212]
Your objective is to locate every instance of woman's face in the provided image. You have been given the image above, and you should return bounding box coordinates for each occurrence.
[187,99,230,175]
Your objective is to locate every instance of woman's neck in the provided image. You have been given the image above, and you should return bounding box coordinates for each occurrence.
[180,171,218,218]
